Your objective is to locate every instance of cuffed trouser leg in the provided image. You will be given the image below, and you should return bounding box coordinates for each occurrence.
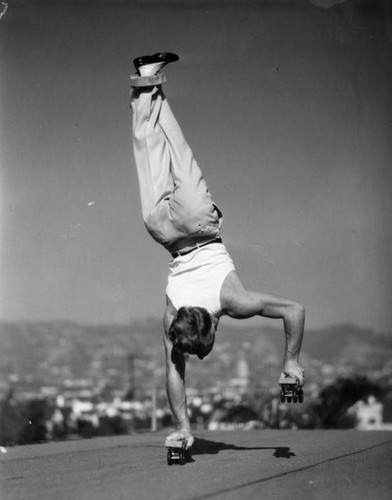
[130,77,221,253]
[130,73,167,88]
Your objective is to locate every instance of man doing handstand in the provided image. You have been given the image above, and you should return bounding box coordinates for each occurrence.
[130,52,305,449]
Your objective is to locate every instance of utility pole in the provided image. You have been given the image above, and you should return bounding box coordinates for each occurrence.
[151,383,157,432]
[124,354,135,400]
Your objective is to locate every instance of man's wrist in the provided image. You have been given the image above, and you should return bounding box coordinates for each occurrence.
[176,423,191,432]
[284,353,299,363]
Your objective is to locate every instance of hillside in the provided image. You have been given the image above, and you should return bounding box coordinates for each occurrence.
[0,320,391,392]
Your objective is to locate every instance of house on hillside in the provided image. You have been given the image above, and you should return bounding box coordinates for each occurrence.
[350,396,392,431]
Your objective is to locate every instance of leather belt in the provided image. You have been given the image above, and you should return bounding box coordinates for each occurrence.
[171,237,222,258]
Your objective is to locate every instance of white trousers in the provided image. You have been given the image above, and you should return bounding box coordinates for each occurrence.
[130,75,221,255]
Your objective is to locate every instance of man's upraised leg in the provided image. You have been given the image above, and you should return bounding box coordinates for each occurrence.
[131,82,173,222]
[130,53,221,250]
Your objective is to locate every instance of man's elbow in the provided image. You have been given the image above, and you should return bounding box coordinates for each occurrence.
[287,302,306,323]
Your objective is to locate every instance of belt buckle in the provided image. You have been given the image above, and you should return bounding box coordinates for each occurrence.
[173,246,193,258]
[172,237,220,259]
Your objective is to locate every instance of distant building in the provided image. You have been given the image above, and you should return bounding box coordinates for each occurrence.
[351,396,392,431]
[228,348,250,395]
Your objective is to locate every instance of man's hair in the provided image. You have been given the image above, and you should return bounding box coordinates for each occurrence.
[168,306,215,360]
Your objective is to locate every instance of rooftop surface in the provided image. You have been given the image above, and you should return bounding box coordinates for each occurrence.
[1,430,391,500]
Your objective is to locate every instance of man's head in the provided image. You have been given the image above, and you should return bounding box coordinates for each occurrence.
[168,306,216,360]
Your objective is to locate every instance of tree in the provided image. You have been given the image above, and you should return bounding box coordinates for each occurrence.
[310,375,383,429]
[0,388,25,446]
[20,399,49,444]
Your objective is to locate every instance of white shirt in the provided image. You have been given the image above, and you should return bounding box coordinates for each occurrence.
[166,243,235,317]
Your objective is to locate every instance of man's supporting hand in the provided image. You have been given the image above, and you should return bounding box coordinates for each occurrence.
[166,428,194,450]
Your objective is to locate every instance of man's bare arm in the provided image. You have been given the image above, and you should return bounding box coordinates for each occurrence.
[163,303,194,448]
[221,271,305,384]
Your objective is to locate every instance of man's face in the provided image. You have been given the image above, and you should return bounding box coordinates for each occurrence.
[196,320,218,359]
[171,311,219,360]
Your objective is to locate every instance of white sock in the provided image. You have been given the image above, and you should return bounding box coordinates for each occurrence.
[139,62,165,76]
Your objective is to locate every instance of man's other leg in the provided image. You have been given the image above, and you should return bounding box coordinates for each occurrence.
[157,96,219,230]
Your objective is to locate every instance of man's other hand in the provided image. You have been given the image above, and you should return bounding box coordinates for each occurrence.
[280,359,305,386]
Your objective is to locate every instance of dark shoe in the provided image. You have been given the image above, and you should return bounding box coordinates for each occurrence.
[133,52,179,74]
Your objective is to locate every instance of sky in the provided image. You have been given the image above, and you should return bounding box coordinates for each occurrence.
[0,0,391,332]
